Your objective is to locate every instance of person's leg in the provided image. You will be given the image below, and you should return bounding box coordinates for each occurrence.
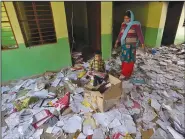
[93,75,98,86]
[128,62,134,77]
[97,76,103,84]
[122,62,134,79]
[121,62,125,75]
[93,75,103,86]
[119,62,126,80]
[104,74,109,82]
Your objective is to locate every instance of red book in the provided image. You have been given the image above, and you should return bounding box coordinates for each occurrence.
[53,92,70,111]
[32,109,53,129]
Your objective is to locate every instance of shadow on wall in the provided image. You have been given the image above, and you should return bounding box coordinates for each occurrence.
[112,1,149,46]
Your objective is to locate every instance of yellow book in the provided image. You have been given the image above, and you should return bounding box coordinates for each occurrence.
[78,71,87,78]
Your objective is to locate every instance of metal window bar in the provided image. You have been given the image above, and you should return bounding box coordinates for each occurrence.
[26,30,56,36]
[26,34,56,39]
[25,10,51,12]
[28,22,54,26]
[25,14,52,17]
[14,2,57,47]
[28,38,56,43]
[19,19,53,22]
[23,27,55,31]
[1,2,18,50]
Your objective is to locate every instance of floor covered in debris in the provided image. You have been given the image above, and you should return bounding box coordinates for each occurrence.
[1,45,185,139]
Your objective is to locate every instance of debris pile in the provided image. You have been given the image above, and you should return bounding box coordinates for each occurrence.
[72,52,83,65]
[1,44,185,139]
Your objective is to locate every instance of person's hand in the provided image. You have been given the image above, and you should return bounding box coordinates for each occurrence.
[88,70,93,75]
[114,43,118,48]
[141,44,145,49]
[141,44,148,53]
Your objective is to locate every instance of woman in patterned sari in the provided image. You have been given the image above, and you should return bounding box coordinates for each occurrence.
[114,10,145,80]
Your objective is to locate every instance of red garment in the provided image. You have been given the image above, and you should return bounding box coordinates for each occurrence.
[121,62,134,78]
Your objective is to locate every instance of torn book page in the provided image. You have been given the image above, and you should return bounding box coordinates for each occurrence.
[62,115,82,133]
[18,124,35,138]
[19,109,33,125]
[142,109,157,124]
[29,129,43,139]
[121,114,137,134]
[92,128,105,139]
[151,99,161,111]
[1,86,10,93]
[77,133,87,139]
[167,126,184,139]
[108,118,121,129]
[5,112,20,129]
[83,125,94,136]
[74,87,84,94]
[52,78,62,87]
[93,113,113,127]
[156,119,171,131]
[150,128,168,139]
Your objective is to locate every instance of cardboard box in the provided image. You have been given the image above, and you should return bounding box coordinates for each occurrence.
[84,75,123,112]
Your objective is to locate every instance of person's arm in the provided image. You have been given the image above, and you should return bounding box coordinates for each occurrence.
[102,60,106,72]
[115,23,124,48]
[135,24,144,46]
[89,60,93,71]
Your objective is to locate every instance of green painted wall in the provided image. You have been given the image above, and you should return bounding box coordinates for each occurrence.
[2,2,72,82]
[144,27,164,47]
[101,34,112,60]
[2,38,72,81]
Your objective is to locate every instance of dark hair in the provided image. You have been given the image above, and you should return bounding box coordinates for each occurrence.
[95,50,102,55]
[124,11,131,18]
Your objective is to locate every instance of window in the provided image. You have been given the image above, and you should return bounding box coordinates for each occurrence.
[1,2,18,50]
[13,2,57,47]
[183,19,185,27]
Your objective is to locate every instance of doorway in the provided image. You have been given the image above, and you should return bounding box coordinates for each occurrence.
[112,1,149,47]
[161,2,184,46]
[64,1,101,62]
[87,2,101,52]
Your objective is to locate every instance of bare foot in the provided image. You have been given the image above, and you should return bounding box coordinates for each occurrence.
[119,75,130,81]
[119,75,125,80]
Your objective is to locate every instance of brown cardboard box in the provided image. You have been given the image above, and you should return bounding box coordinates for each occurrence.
[84,75,123,112]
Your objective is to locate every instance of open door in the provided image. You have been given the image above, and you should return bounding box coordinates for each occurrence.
[162,2,184,45]
[65,2,101,61]
[87,2,101,52]
[64,2,89,52]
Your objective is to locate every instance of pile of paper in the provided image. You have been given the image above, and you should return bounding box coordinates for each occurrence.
[72,52,83,64]
[1,44,185,139]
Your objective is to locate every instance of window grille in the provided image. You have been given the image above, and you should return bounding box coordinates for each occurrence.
[13,2,57,47]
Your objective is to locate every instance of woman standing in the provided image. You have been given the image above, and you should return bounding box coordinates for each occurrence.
[114,10,145,80]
